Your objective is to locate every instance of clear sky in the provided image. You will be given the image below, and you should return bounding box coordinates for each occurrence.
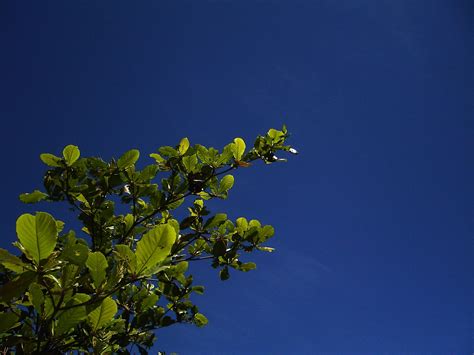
[1,1,472,353]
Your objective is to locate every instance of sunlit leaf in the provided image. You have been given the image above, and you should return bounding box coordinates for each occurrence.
[86,252,108,289]
[62,145,80,166]
[88,297,117,331]
[135,224,176,276]
[117,149,140,169]
[16,212,57,263]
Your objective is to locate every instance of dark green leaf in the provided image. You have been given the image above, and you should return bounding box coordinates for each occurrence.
[0,248,27,273]
[0,271,37,303]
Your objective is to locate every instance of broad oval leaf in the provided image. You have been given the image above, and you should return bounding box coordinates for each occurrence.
[135,224,176,276]
[232,138,246,160]
[62,144,80,166]
[88,296,117,331]
[117,149,140,169]
[19,190,48,204]
[16,212,58,263]
[219,175,234,193]
[86,252,108,289]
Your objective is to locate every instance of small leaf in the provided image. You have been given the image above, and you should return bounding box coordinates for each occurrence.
[220,266,230,280]
[204,214,227,229]
[19,190,48,204]
[236,217,248,234]
[182,154,198,172]
[178,137,190,155]
[0,248,27,273]
[212,239,227,257]
[219,175,234,193]
[257,246,275,253]
[87,297,117,331]
[141,294,159,311]
[239,262,257,272]
[192,285,205,295]
[149,153,165,163]
[114,244,137,273]
[0,312,19,333]
[86,252,108,289]
[28,283,44,312]
[117,149,140,169]
[62,145,80,166]
[135,224,177,276]
[62,242,89,265]
[193,313,208,327]
[16,212,58,263]
[40,153,62,167]
[232,138,246,160]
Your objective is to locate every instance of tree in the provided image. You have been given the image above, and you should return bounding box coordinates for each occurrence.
[0,126,297,353]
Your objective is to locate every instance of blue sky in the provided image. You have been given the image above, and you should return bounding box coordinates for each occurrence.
[1,1,472,353]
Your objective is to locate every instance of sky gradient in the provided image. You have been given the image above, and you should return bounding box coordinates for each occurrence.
[1,1,472,353]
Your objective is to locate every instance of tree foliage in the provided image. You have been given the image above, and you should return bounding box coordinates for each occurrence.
[0,126,296,353]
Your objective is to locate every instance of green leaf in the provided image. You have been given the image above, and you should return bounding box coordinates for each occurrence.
[174,261,188,274]
[141,294,159,311]
[0,271,37,303]
[0,248,27,273]
[114,244,137,273]
[192,285,205,295]
[88,297,117,331]
[236,217,248,234]
[19,190,48,204]
[204,213,227,229]
[62,242,89,265]
[62,145,80,166]
[0,312,19,333]
[117,149,140,169]
[220,266,230,280]
[28,283,44,312]
[86,252,108,289]
[232,138,246,160]
[57,306,87,335]
[257,246,275,253]
[193,313,208,327]
[16,212,58,263]
[219,175,234,193]
[239,262,257,272]
[40,153,62,167]
[149,153,165,163]
[135,224,177,276]
[182,154,198,172]
[178,137,190,155]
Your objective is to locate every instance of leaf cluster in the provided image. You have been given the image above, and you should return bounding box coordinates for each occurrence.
[1,127,296,353]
